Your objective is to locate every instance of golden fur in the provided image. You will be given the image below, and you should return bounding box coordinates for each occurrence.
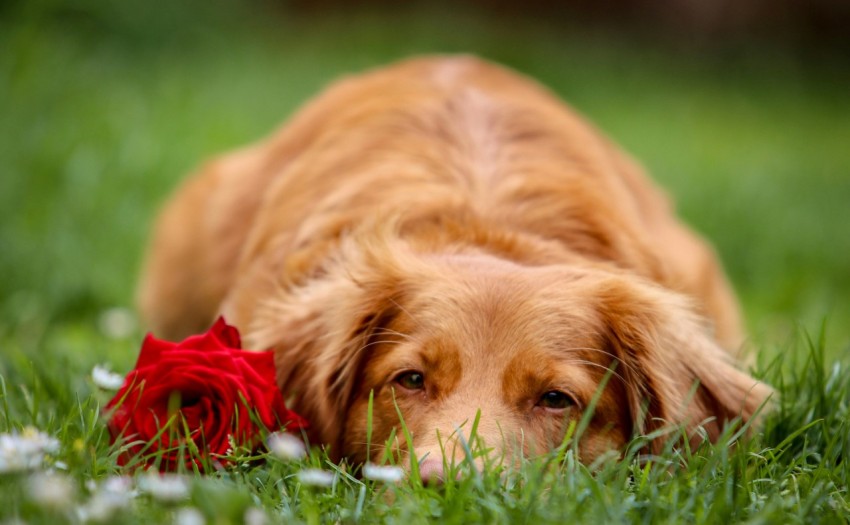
[138,56,771,470]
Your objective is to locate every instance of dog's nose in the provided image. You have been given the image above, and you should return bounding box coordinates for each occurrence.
[421,458,470,485]
[418,458,445,485]
[418,458,468,485]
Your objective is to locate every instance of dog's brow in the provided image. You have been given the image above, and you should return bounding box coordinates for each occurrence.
[557,345,639,376]
[371,327,422,345]
[388,296,423,330]
[558,358,626,384]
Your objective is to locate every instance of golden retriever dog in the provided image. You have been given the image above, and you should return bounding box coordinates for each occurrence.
[138,55,771,478]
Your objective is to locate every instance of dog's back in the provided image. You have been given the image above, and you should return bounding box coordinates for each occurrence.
[139,55,741,349]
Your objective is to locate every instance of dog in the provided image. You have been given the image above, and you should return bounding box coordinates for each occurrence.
[138,55,771,477]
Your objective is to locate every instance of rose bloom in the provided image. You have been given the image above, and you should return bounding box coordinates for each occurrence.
[106,318,306,470]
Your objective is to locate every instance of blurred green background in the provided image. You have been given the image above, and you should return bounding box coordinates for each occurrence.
[1,0,849,364]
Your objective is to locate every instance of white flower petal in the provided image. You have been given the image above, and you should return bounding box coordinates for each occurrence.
[362,463,404,483]
[175,507,206,525]
[138,474,190,502]
[92,365,125,391]
[0,428,60,473]
[78,476,135,523]
[266,432,306,461]
[101,475,134,495]
[22,426,60,453]
[296,468,335,487]
[27,472,75,509]
[79,491,131,523]
[244,507,268,525]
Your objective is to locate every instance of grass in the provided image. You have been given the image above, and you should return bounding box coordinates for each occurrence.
[1,328,848,523]
[1,0,849,522]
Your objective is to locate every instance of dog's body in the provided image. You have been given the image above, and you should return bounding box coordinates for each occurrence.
[139,56,770,470]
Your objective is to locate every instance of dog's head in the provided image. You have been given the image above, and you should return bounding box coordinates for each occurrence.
[245,234,771,473]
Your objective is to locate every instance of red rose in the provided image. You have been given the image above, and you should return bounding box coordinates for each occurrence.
[106,317,306,471]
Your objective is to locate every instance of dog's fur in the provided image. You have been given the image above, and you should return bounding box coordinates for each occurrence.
[139,56,771,467]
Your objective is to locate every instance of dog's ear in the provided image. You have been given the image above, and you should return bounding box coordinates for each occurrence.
[243,233,414,458]
[599,278,773,450]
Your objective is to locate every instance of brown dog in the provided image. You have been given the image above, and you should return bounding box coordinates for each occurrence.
[138,56,771,475]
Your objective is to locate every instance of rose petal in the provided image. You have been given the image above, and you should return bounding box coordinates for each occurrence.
[134,334,175,370]
[234,351,277,383]
[209,317,242,348]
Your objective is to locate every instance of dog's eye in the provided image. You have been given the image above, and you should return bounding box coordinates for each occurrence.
[537,390,575,410]
[395,371,425,390]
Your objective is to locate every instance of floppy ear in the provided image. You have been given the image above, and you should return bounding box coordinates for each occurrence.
[239,234,412,458]
[600,279,773,449]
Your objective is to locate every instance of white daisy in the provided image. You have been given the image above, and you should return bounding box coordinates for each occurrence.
[91,365,125,391]
[27,472,75,509]
[77,475,135,522]
[77,491,131,523]
[138,474,190,502]
[101,475,135,496]
[362,463,404,483]
[266,432,307,460]
[296,468,335,487]
[174,507,206,525]
[244,507,268,525]
[0,427,60,473]
[79,494,128,522]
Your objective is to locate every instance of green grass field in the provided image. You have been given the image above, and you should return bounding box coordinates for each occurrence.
[1,0,849,523]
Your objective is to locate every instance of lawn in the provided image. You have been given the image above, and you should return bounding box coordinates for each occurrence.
[1,0,849,523]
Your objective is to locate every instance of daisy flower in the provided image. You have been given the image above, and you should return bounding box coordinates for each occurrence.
[266,432,307,460]
[296,468,335,487]
[362,463,404,483]
[0,427,60,473]
[244,507,268,525]
[77,477,134,523]
[138,474,190,502]
[175,507,206,525]
[91,365,125,390]
[27,472,75,509]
